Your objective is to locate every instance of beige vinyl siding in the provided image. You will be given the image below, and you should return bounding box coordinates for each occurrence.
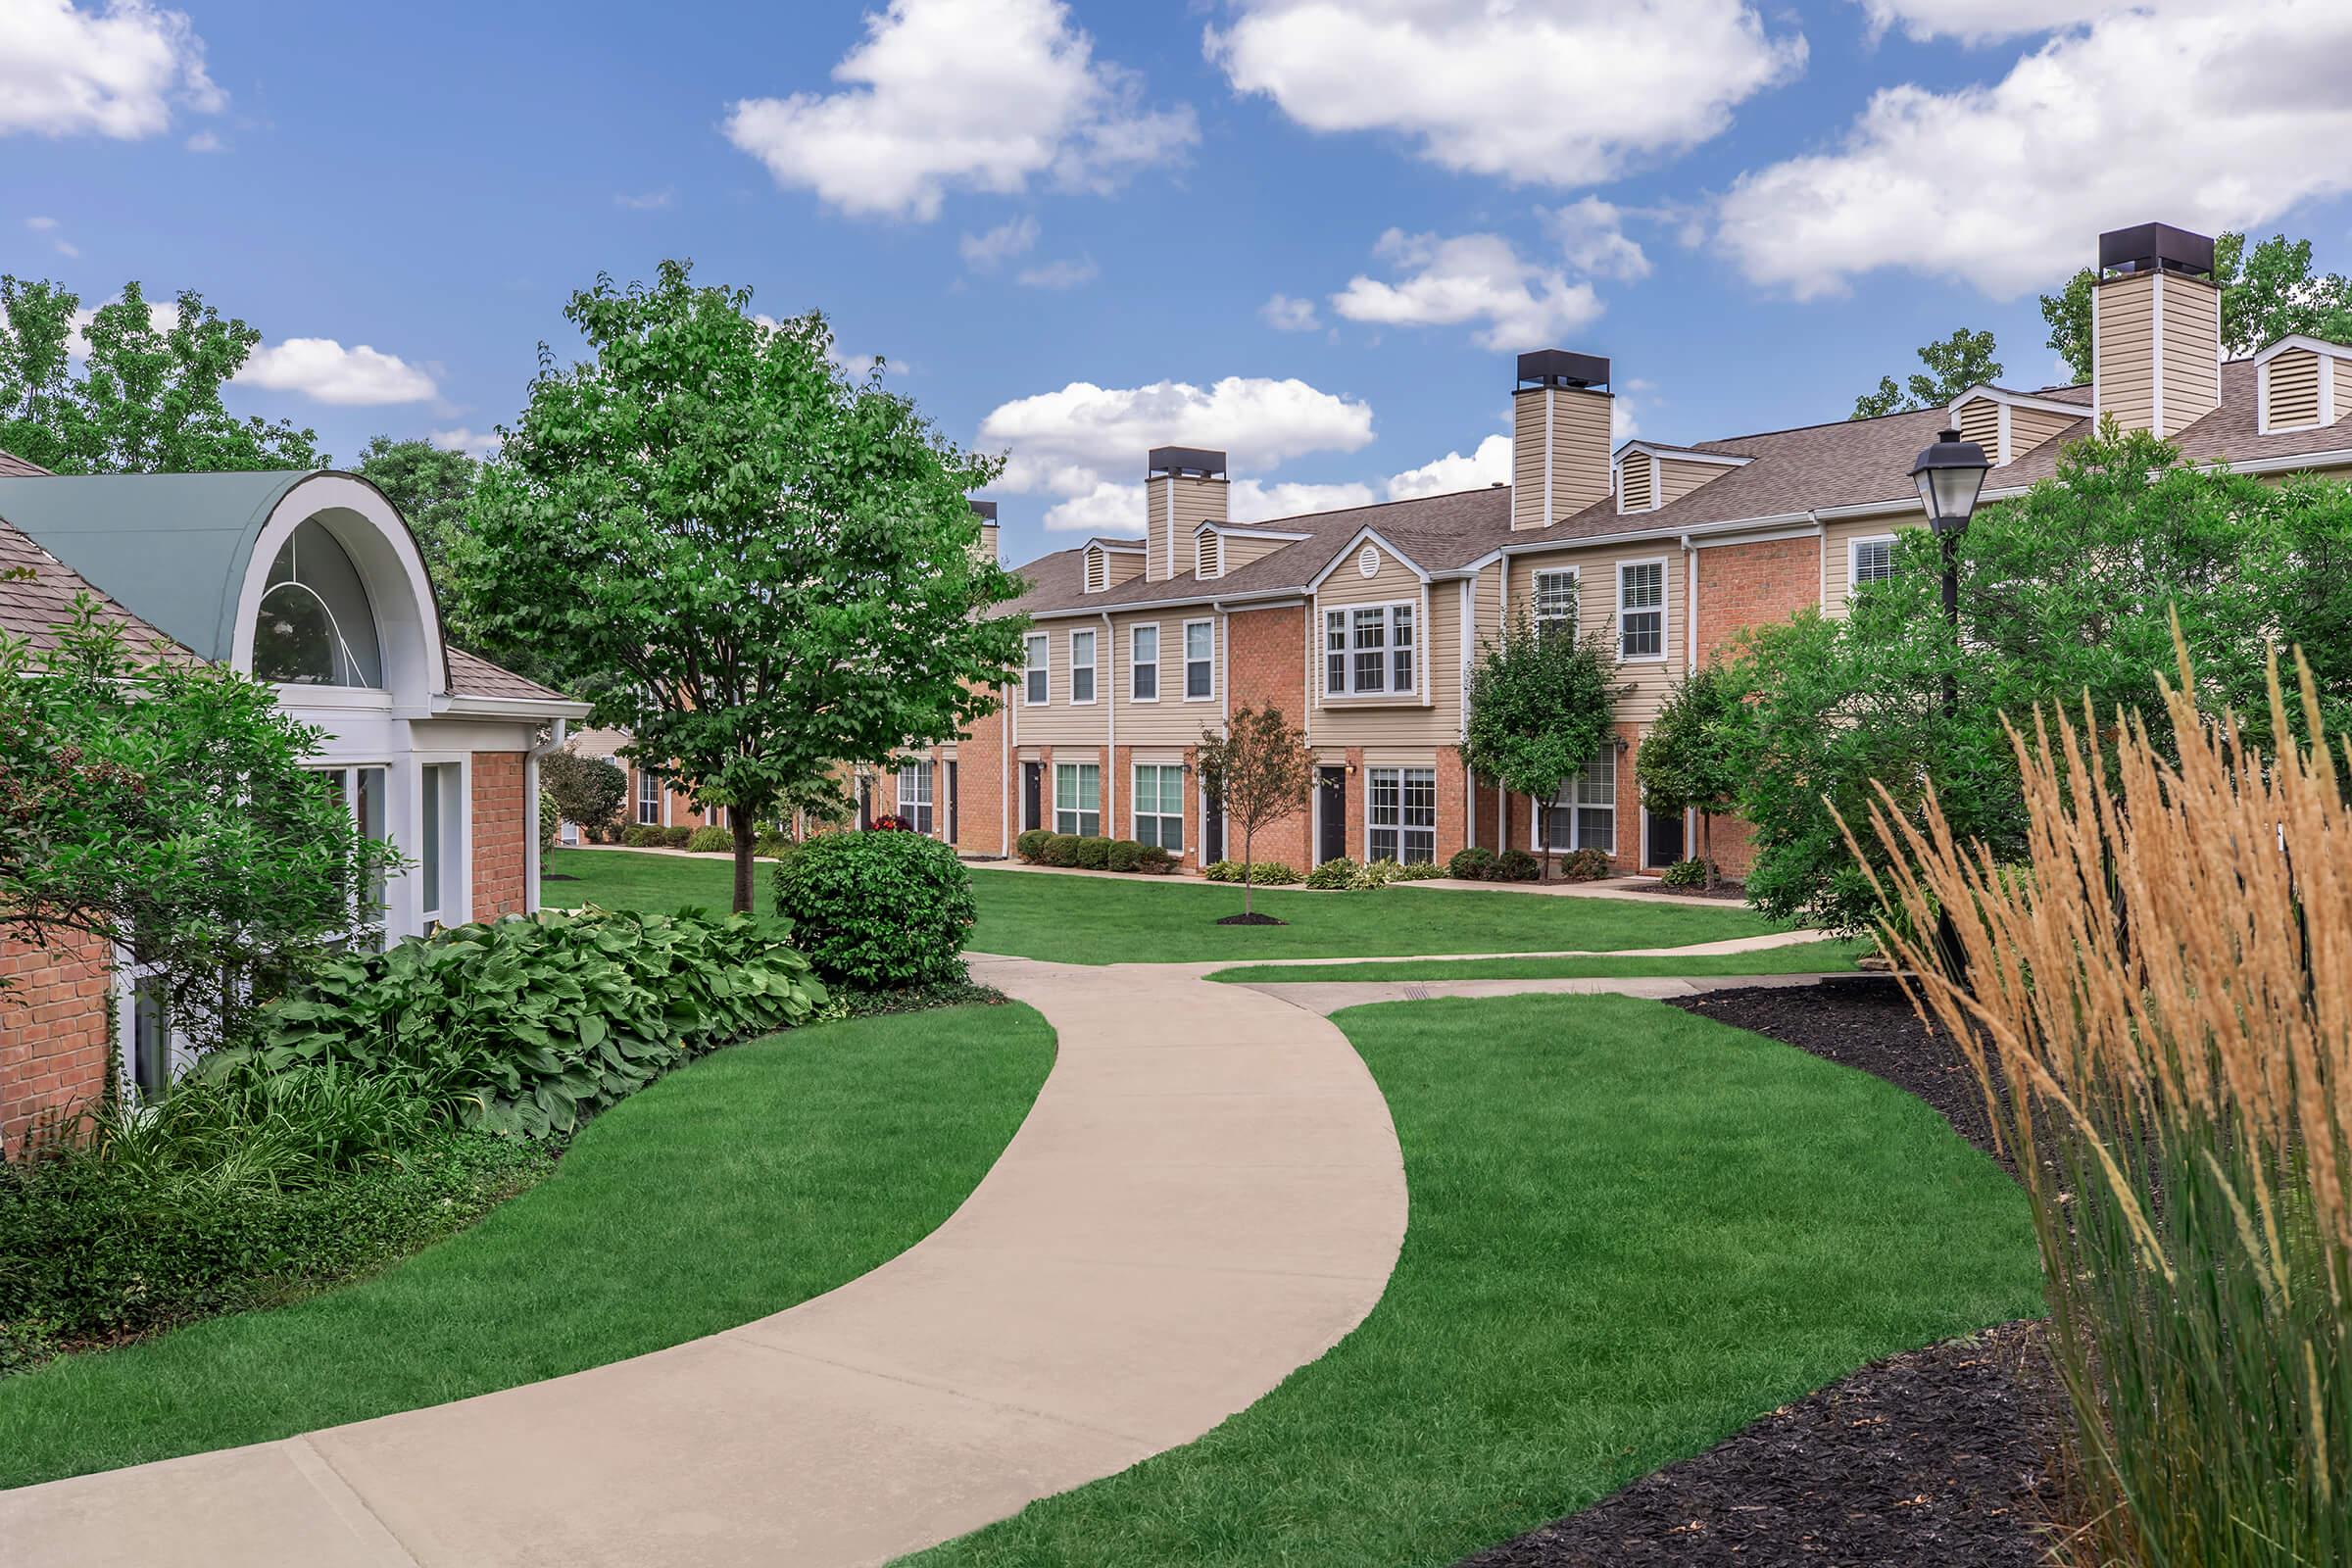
[1657,457,1728,505]
[1010,624,1114,746]
[1145,474,1228,582]
[2009,405,2080,460]
[2269,348,2324,429]
[1511,386,1613,529]
[2337,356,2352,422]
[1955,398,2000,457]
[1617,455,1654,512]
[1313,570,1466,748]
[1318,539,1423,609]
[2158,277,2222,435]
[2096,273,2158,434]
[1822,514,1914,611]
[1107,609,1214,746]
[1502,542,1686,724]
[1217,531,1295,572]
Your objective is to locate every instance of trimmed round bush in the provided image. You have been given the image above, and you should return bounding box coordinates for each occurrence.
[772,829,975,989]
[1016,828,1054,863]
[1105,838,1146,872]
[661,825,695,849]
[1562,848,1612,882]
[1073,836,1112,870]
[1041,834,1081,867]
[1391,859,1447,881]
[686,824,735,854]
[1306,857,1361,891]
[621,823,665,848]
[1494,848,1542,882]
[1660,857,1714,889]
[1135,845,1177,874]
[1448,846,1495,881]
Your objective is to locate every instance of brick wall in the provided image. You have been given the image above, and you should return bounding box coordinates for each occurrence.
[948,700,1009,857]
[1695,536,1821,662]
[1,933,111,1155]
[1223,605,1314,869]
[471,751,529,920]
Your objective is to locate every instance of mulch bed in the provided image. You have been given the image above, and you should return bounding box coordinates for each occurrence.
[1609,879,1751,903]
[1215,912,1288,925]
[1453,979,2071,1567]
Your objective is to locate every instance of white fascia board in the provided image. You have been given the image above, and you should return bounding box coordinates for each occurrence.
[2251,334,2352,368]
[1496,510,1814,557]
[1616,442,1752,467]
[1023,584,1307,620]
[1197,521,1311,540]
[1303,526,1432,592]
[1948,385,2085,419]
[432,693,594,720]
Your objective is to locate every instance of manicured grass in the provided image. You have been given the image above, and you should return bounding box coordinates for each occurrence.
[1203,937,1873,985]
[900,994,2040,1568]
[544,849,1788,962]
[0,1004,1054,1489]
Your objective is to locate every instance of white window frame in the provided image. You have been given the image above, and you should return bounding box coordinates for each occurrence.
[898,759,936,834]
[1130,622,1159,703]
[636,765,662,825]
[1848,534,1897,592]
[1070,628,1098,706]
[1054,761,1101,837]
[416,758,469,932]
[315,761,395,948]
[1533,566,1579,637]
[1132,762,1184,853]
[1023,631,1051,706]
[1540,749,1618,856]
[115,960,188,1106]
[1365,765,1438,864]
[1323,601,1417,698]
[1182,616,1216,703]
[1616,558,1667,663]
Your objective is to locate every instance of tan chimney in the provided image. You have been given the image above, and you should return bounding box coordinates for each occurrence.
[2092,223,2222,437]
[1510,351,1613,531]
[969,499,1000,566]
[1144,447,1227,581]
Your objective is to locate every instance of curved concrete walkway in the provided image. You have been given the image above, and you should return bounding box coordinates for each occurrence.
[2,958,1406,1568]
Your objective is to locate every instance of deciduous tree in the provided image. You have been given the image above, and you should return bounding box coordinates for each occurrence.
[539,749,628,843]
[458,261,1027,912]
[2042,230,2352,382]
[1197,705,1313,920]
[1461,613,1627,879]
[1637,664,1743,888]
[1851,327,2002,419]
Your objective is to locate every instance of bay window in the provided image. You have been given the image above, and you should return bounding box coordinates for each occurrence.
[1367,766,1437,864]
[1133,763,1184,852]
[1324,603,1415,697]
[419,761,463,930]
[1054,762,1101,837]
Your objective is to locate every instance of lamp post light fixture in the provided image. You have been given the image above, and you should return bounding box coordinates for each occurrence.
[1909,426,1991,979]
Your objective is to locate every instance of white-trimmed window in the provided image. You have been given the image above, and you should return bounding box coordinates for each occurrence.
[123,969,176,1103]
[1131,623,1159,701]
[1070,629,1097,705]
[1325,603,1415,696]
[1850,535,1896,589]
[318,763,391,946]
[1367,766,1437,864]
[1183,618,1215,701]
[636,765,661,825]
[1544,748,1617,854]
[1617,560,1665,661]
[1024,632,1050,705]
[1133,763,1184,852]
[898,760,935,834]
[419,761,464,929]
[1534,568,1579,636]
[1054,762,1101,836]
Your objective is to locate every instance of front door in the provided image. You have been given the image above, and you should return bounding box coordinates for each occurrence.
[946,760,959,845]
[1645,808,1686,869]
[1317,766,1347,864]
[1202,779,1224,863]
[1022,762,1043,833]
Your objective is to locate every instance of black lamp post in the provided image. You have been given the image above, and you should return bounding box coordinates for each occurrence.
[1908,427,1990,975]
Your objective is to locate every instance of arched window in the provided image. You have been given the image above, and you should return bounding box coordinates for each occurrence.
[253,519,383,686]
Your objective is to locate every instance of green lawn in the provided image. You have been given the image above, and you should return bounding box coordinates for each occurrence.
[900,994,2039,1568]
[0,1004,1054,1489]
[1204,937,1873,985]
[544,849,1788,962]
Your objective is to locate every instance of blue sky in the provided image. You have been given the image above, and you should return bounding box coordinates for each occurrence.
[8,0,2350,567]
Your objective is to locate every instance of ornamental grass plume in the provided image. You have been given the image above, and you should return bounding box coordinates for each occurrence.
[1849,640,2352,1567]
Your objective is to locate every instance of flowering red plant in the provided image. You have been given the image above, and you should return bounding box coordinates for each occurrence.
[870,813,917,832]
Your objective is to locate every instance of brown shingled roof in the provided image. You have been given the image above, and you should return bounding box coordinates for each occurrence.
[445,645,572,705]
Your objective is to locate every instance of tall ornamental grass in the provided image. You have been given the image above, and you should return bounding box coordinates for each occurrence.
[1856,652,2351,1566]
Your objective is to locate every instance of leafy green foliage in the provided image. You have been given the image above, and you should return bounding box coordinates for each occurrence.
[1071,835,1111,870]
[1558,849,1611,882]
[1446,846,1495,881]
[620,824,666,848]
[0,276,321,472]
[0,601,401,1049]
[1639,664,1744,887]
[537,793,559,858]
[772,830,975,989]
[2042,229,2352,382]
[1201,859,1299,885]
[457,260,1028,912]
[1462,612,1628,877]
[1851,326,2002,418]
[219,908,824,1140]
[685,825,735,854]
[661,825,694,849]
[1724,425,2352,930]
[1305,857,1362,890]
[1659,858,1714,890]
[1198,705,1314,916]
[1494,849,1542,883]
[1015,828,1054,862]
[351,435,475,587]
[540,750,627,843]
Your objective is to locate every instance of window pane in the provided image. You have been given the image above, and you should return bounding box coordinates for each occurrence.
[254,520,383,686]
[1536,570,1577,630]
[1326,611,1348,694]
[1393,606,1414,691]
[1134,625,1157,663]
[420,763,442,916]
[1186,621,1213,661]
[1854,540,1894,584]
[1621,562,1663,609]
[1133,662,1156,700]
[1352,609,1387,693]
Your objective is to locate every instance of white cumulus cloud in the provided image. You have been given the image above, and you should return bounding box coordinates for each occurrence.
[1332,229,1601,351]
[1385,433,1513,500]
[1207,0,1804,186]
[236,338,437,406]
[1718,0,2352,299]
[959,215,1040,270]
[1016,256,1099,290]
[1260,293,1321,331]
[431,427,501,459]
[1,0,223,139]
[725,0,1197,220]
[1544,198,1651,283]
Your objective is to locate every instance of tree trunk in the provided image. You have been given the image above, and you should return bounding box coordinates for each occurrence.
[1701,813,1716,892]
[1535,801,1551,882]
[1241,824,1254,918]
[732,814,758,914]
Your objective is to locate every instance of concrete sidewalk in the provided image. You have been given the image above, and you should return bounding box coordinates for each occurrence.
[1238,969,1838,1016]
[2,958,1405,1568]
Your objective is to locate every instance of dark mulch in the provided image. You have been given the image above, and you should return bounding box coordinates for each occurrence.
[1216,912,1288,925]
[1612,878,1750,903]
[1453,978,2072,1568]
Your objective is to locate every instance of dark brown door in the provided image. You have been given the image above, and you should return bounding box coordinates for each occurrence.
[1317,766,1347,864]
[1022,762,1043,833]
[947,761,959,845]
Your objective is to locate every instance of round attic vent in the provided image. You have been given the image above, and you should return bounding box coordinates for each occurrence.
[1357,545,1379,578]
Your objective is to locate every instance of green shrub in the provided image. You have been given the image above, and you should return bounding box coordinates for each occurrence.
[1391,859,1447,881]
[772,828,976,990]
[538,792,560,858]
[1355,858,1402,890]
[0,1132,545,1371]
[1105,838,1145,872]
[1448,846,1495,881]
[1205,859,1299,885]
[223,908,824,1140]
[1041,834,1081,867]
[661,824,695,849]
[1561,848,1612,881]
[1306,857,1361,891]
[620,823,665,848]
[1072,836,1111,870]
[1016,828,1054,862]
[1202,858,1237,882]
[1660,858,1714,889]
[686,824,735,854]
[754,829,793,861]
[1494,848,1542,882]
[1135,844,1177,875]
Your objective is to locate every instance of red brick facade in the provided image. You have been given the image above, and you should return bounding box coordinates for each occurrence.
[471,752,530,920]
[1695,536,1821,663]
[1,933,112,1155]
[1222,606,1315,869]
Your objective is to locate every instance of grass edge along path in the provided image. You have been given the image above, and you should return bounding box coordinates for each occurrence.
[897,993,2039,1568]
[543,849,1788,963]
[0,1004,1055,1490]
[1203,938,1872,985]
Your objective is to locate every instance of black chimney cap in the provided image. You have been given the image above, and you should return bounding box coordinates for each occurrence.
[2099,222,2215,279]
[1516,349,1610,390]
[969,500,998,521]
[1147,446,1228,476]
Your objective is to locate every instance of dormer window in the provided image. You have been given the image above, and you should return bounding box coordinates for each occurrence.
[1196,530,1222,579]
[1616,454,1655,513]
[1084,545,1108,593]
[253,519,382,686]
